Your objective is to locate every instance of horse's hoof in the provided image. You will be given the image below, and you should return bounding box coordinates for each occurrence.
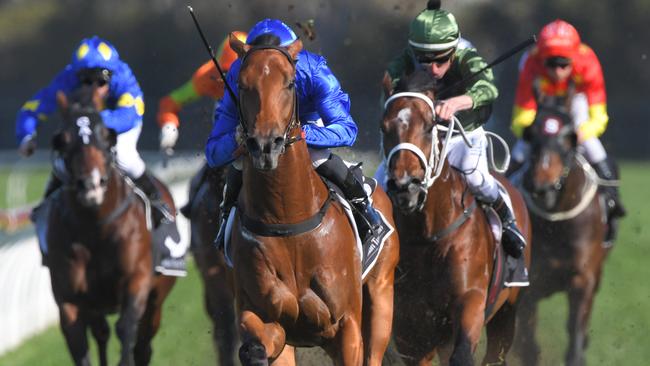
[239,341,268,366]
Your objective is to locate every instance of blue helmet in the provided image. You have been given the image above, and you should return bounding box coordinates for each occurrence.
[70,36,121,71]
[246,19,298,47]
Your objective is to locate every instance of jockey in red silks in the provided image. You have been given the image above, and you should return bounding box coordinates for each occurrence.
[510,19,626,244]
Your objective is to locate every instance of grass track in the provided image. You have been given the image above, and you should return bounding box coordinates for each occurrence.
[1,161,648,365]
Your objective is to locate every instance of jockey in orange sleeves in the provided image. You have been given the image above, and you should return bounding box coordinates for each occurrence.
[510,19,626,244]
[156,31,247,217]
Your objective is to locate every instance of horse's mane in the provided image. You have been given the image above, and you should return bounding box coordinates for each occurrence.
[68,85,100,116]
[394,69,440,94]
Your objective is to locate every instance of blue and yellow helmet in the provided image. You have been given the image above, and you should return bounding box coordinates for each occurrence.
[71,36,120,71]
[246,19,298,47]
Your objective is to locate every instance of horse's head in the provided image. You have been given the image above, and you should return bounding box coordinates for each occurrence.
[52,86,117,207]
[523,106,577,209]
[381,70,441,214]
[230,33,303,170]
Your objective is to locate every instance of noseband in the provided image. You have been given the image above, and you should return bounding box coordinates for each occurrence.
[237,45,302,150]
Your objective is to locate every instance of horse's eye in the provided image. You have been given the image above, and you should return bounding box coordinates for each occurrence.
[287,80,295,89]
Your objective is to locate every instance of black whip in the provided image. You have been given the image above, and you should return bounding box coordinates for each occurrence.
[187,5,238,103]
[438,35,537,96]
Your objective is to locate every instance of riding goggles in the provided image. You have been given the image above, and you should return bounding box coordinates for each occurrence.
[544,56,572,69]
[413,48,455,65]
[77,68,112,86]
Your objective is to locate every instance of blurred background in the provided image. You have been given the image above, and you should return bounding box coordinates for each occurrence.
[0,0,648,365]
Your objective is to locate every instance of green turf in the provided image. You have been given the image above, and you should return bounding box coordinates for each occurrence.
[1,162,648,365]
[0,167,50,209]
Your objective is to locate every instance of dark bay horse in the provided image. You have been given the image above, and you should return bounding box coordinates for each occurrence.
[380,73,531,365]
[513,105,609,366]
[227,35,399,365]
[186,166,238,365]
[47,89,176,365]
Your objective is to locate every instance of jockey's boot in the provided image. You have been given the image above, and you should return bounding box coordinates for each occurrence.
[491,194,527,259]
[215,166,242,251]
[593,159,626,218]
[133,171,173,227]
[315,154,386,244]
[179,164,208,218]
[31,175,63,267]
[592,159,626,246]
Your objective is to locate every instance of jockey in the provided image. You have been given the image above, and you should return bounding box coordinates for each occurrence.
[17,36,184,275]
[156,31,248,218]
[205,19,388,252]
[383,5,528,260]
[510,19,626,243]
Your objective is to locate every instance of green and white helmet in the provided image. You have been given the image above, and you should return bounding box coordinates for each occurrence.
[408,9,460,53]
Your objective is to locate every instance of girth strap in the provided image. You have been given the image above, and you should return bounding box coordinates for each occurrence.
[240,192,334,237]
[426,200,477,243]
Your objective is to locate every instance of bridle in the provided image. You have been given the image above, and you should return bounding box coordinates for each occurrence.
[382,91,472,210]
[236,45,302,151]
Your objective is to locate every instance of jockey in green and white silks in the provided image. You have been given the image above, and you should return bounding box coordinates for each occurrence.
[377,6,528,261]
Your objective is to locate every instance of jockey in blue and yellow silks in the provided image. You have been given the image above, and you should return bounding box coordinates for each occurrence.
[206,19,388,255]
[17,36,186,276]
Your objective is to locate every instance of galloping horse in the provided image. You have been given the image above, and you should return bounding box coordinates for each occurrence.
[47,88,176,366]
[380,72,531,365]
[226,35,399,365]
[187,166,238,365]
[513,102,609,366]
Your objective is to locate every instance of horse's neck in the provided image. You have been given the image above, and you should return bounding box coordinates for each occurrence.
[241,141,329,223]
[420,163,471,238]
[556,155,592,210]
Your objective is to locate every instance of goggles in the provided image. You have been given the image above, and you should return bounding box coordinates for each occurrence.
[544,56,572,69]
[77,68,112,87]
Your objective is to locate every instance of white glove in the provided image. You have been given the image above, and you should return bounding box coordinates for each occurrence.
[159,123,179,150]
[18,135,37,157]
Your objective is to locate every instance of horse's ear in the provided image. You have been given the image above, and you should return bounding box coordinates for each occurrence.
[230,32,250,58]
[382,72,394,98]
[287,39,303,60]
[105,128,117,147]
[52,131,71,152]
[56,91,69,114]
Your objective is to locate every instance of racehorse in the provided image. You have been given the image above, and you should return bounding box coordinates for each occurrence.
[47,87,176,366]
[186,166,239,365]
[380,71,531,365]
[513,102,610,366]
[226,34,399,365]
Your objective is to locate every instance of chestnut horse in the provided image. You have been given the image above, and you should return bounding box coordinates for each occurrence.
[47,88,176,365]
[513,104,609,366]
[226,35,399,365]
[380,72,531,365]
[187,166,238,365]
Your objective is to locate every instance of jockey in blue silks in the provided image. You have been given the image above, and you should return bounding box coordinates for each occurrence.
[206,19,387,249]
[17,36,186,275]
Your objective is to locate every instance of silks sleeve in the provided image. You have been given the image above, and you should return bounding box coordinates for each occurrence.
[577,46,609,140]
[511,57,538,138]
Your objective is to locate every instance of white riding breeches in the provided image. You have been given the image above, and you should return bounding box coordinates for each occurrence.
[114,123,146,179]
[512,93,608,164]
[446,126,499,202]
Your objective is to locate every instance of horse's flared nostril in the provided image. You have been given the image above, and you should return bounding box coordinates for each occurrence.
[246,137,261,155]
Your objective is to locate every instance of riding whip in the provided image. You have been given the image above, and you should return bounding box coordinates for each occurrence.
[187,5,238,104]
[438,35,537,96]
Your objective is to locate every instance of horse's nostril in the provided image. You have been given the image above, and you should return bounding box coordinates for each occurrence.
[246,137,260,153]
[273,137,286,147]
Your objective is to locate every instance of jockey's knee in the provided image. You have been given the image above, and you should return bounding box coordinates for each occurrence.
[465,171,499,202]
[308,147,332,168]
[581,137,607,164]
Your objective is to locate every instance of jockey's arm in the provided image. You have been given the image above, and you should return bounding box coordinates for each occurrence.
[576,52,609,141]
[15,69,73,146]
[301,55,358,148]
[100,67,144,134]
[205,63,240,168]
[157,60,225,128]
[511,57,538,138]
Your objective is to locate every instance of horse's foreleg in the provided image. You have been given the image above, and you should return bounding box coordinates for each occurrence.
[59,303,91,366]
[481,301,516,366]
[88,314,110,366]
[513,293,540,366]
[116,275,151,366]
[449,290,486,366]
[324,314,363,366]
[362,255,396,366]
[239,310,286,365]
[566,272,599,366]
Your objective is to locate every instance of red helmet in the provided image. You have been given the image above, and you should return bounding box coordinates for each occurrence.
[538,19,581,59]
